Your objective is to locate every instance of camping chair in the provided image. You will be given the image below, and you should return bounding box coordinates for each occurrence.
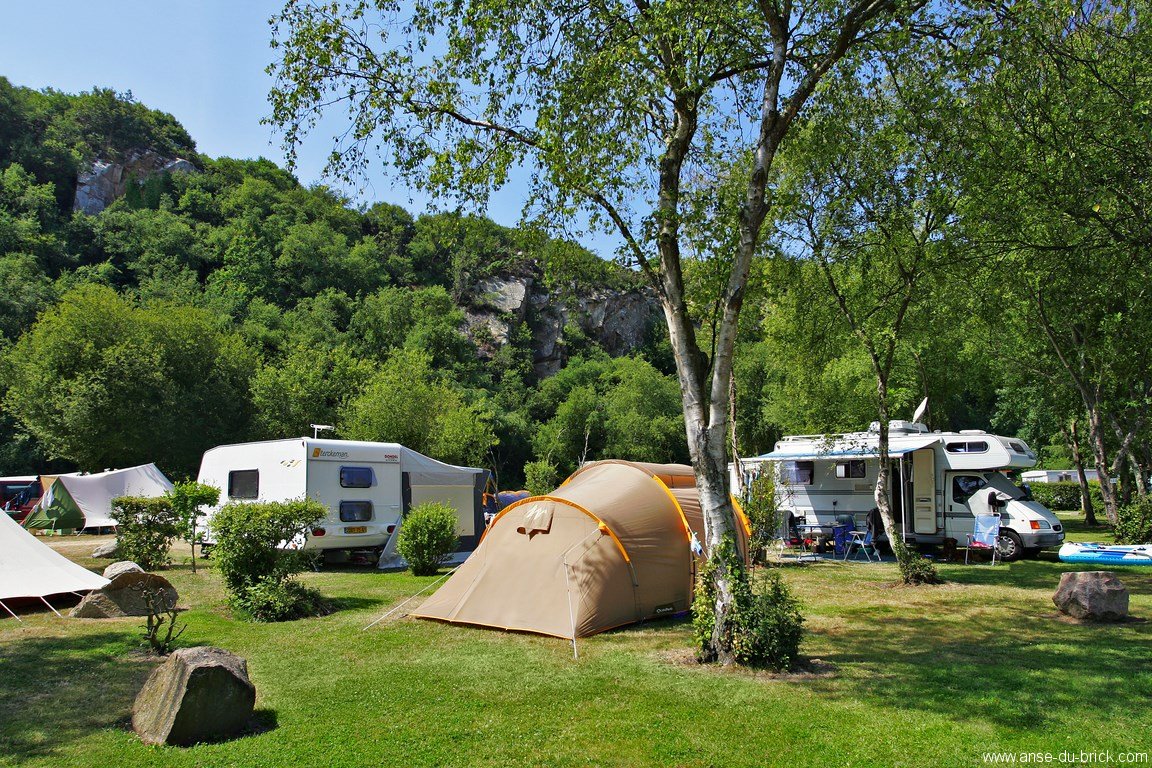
[832,524,854,559]
[965,513,1001,565]
[845,527,880,562]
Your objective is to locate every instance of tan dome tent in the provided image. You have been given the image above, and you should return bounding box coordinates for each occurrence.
[410,460,752,640]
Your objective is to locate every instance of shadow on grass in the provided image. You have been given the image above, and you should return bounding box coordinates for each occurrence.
[326,596,388,612]
[805,599,1152,731]
[941,560,1152,593]
[0,630,157,764]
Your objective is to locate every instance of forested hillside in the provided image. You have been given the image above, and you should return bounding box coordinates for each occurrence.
[2,55,1149,507]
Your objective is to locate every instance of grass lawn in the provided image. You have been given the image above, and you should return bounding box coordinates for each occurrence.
[2,514,1150,768]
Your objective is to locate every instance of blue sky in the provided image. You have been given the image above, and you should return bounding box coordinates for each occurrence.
[0,0,611,255]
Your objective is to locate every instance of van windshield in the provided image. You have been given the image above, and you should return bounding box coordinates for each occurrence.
[984,472,1027,500]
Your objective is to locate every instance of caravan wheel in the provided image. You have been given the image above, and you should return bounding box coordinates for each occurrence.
[997,530,1023,562]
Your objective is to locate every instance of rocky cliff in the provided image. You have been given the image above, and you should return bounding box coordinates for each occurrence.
[464,264,661,377]
[74,148,196,214]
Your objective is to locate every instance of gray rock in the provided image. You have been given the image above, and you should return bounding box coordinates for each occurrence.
[91,541,120,559]
[74,148,197,215]
[132,646,256,746]
[102,561,144,580]
[1053,571,1129,621]
[70,572,178,618]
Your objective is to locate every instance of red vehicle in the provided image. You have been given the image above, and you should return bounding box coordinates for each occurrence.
[1,476,40,524]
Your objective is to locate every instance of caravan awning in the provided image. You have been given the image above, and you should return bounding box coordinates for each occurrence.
[751,435,941,462]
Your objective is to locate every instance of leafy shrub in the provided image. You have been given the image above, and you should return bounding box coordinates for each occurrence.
[895,543,942,585]
[112,496,180,570]
[166,481,220,573]
[233,578,329,622]
[396,502,460,576]
[1115,496,1152,544]
[523,460,560,496]
[743,472,780,563]
[1027,481,1082,511]
[209,498,326,621]
[692,537,804,670]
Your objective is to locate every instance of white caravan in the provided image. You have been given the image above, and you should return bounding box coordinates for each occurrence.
[197,438,488,563]
[733,420,1065,560]
[1021,469,1100,484]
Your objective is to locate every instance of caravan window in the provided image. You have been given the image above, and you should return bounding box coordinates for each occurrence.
[835,460,867,479]
[340,466,375,488]
[339,501,373,522]
[782,461,814,485]
[945,441,989,454]
[228,470,259,500]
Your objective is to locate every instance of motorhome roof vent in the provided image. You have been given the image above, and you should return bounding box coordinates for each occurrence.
[959,429,986,435]
[888,420,929,434]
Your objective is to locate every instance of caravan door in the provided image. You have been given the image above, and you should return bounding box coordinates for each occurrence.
[910,449,937,536]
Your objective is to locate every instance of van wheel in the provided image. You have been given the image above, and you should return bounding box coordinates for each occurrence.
[998,531,1024,562]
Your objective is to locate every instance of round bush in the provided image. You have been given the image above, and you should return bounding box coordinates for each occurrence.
[396,502,460,576]
[1115,496,1152,544]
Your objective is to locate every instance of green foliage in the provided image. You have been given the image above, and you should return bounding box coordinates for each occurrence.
[112,496,180,571]
[692,537,804,670]
[395,502,460,577]
[530,355,686,476]
[743,472,780,562]
[166,481,220,572]
[252,344,375,439]
[340,348,496,466]
[1114,497,1152,544]
[232,578,329,622]
[523,460,560,496]
[1027,481,1084,512]
[2,284,256,474]
[210,498,326,592]
[894,542,942,586]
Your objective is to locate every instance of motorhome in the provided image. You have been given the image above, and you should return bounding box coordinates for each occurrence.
[196,438,488,564]
[732,420,1065,560]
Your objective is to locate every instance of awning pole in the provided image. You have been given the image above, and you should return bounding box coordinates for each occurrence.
[39,596,62,618]
[0,600,21,621]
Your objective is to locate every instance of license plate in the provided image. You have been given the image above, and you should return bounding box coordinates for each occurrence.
[344,526,368,534]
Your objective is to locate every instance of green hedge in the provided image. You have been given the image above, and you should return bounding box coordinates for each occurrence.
[112,496,180,570]
[1115,497,1152,544]
[1026,480,1102,515]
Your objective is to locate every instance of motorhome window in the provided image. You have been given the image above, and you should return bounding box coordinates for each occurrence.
[782,461,814,485]
[228,470,259,499]
[339,501,373,522]
[835,460,866,479]
[339,466,375,488]
[952,475,988,503]
[1009,441,1026,453]
[945,441,989,453]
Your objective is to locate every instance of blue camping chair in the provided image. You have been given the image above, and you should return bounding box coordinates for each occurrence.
[845,527,881,562]
[965,513,1001,565]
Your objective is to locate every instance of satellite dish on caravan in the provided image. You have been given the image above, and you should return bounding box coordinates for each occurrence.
[912,397,929,425]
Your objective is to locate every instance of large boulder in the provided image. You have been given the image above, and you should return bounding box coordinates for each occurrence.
[132,646,256,746]
[1053,571,1130,621]
[70,572,178,618]
[103,561,144,580]
[92,541,120,559]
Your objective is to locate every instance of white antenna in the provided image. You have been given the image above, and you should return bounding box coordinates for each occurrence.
[912,398,929,424]
[310,424,335,439]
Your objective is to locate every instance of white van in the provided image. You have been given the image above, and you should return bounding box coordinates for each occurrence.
[732,421,1065,560]
[197,438,488,563]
